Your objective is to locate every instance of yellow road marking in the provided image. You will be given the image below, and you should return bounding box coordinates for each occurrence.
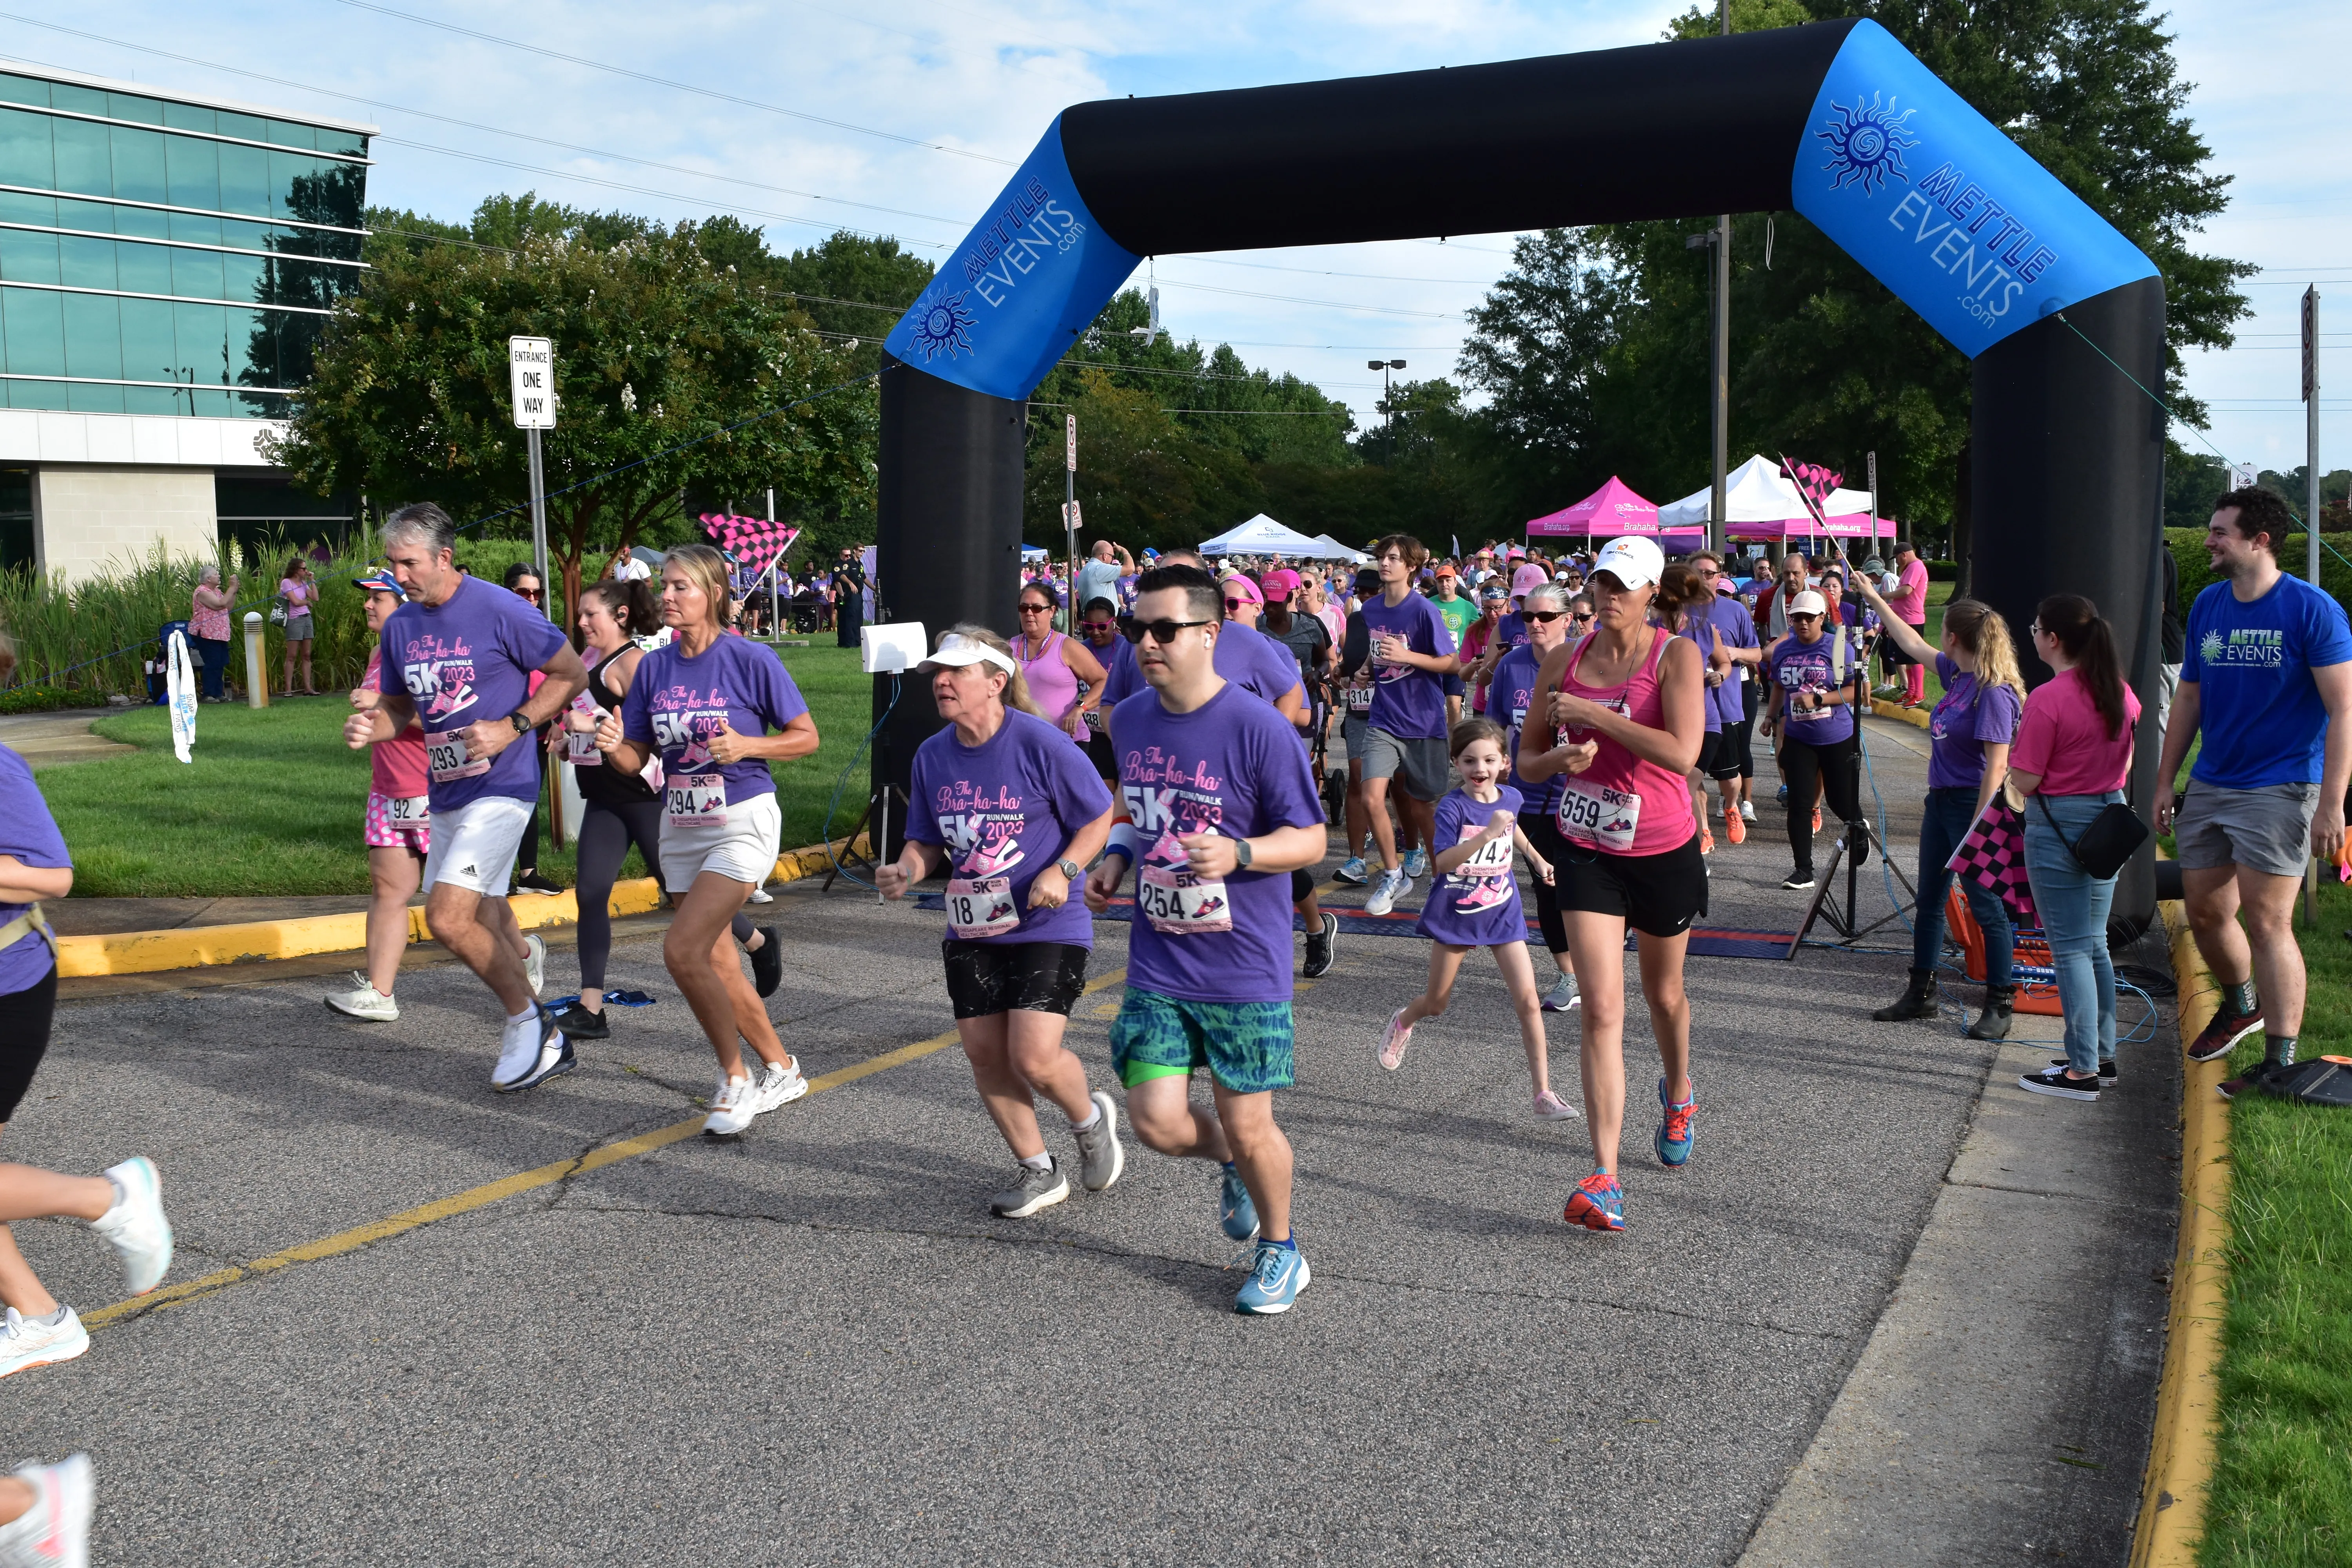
[83,967,1129,1331]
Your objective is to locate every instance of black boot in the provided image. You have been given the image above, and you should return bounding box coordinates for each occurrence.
[1873,969,1940,1022]
[1967,984,2014,1041]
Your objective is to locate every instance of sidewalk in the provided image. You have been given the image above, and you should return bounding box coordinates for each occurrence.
[0,707,135,766]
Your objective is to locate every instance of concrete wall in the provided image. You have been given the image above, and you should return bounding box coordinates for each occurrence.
[32,466,220,584]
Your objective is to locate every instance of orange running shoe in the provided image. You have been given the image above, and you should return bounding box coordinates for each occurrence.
[1725,809,1746,845]
[1699,826,1715,855]
[1564,1169,1625,1231]
[1812,804,1823,834]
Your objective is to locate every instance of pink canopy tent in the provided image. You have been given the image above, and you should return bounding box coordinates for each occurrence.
[1725,512,1898,542]
[1527,476,1664,539]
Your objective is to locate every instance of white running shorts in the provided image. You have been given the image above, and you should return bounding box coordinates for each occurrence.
[420,795,533,898]
[660,792,783,893]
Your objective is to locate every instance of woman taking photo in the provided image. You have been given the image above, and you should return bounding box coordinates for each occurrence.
[278,557,319,696]
[1760,589,1867,890]
[2011,595,2139,1100]
[1013,582,1106,743]
[594,545,818,1135]
[1519,537,1706,1233]
[1852,583,2025,1039]
[877,627,1122,1218]
[189,565,238,702]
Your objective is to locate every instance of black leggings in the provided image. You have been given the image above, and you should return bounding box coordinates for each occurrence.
[1519,811,1569,955]
[1780,732,1862,874]
[573,800,753,990]
[0,965,58,1124]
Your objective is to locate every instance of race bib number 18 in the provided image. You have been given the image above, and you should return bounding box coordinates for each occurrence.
[425,733,489,784]
[945,875,1020,940]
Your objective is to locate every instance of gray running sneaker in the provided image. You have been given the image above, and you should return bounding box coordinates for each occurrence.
[1540,973,1581,1013]
[990,1158,1070,1218]
[1073,1089,1124,1192]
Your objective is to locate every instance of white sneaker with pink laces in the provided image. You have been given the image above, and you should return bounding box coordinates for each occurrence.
[1378,1009,1414,1071]
[1533,1089,1583,1122]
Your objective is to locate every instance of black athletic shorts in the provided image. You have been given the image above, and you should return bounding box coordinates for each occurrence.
[0,965,59,1123]
[1695,730,1722,779]
[942,940,1089,1020]
[1553,831,1708,938]
[1879,635,1920,668]
[1291,868,1314,903]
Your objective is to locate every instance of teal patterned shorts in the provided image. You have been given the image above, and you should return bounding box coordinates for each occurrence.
[1108,986,1295,1094]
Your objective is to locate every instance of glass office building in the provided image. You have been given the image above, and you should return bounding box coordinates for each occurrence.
[0,64,372,578]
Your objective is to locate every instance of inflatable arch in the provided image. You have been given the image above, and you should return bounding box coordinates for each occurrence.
[876,17,2167,916]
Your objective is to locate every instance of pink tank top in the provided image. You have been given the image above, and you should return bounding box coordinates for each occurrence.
[1552,627,1697,857]
[1016,630,1083,740]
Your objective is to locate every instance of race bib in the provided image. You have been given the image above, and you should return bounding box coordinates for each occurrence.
[1557,776,1641,854]
[944,875,1020,940]
[1346,684,1373,714]
[565,694,603,766]
[1084,705,1107,734]
[425,732,488,784]
[1452,819,1514,877]
[387,793,430,825]
[666,772,727,828]
[1138,861,1233,935]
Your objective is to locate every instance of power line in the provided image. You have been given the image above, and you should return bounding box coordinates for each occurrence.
[1152,278,1462,319]
[330,0,1013,165]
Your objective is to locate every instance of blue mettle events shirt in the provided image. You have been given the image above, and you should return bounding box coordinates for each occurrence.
[0,743,68,995]
[2183,574,2352,789]
[377,576,569,811]
[621,635,810,805]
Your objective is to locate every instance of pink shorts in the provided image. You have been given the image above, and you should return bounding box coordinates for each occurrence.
[364,790,432,854]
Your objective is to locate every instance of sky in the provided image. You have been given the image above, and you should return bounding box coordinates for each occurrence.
[11,0,2345,501]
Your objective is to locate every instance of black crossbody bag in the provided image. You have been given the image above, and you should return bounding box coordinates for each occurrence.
[2036,793,2150,881]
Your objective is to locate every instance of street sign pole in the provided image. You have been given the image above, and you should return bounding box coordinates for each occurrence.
[1065,414,1078,630]
[508,336,557,623]
[2302,287,2322,924]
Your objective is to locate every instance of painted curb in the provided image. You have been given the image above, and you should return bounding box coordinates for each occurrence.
[2127,898,2230,1567]
[1869,697,1931,730]
[55,833,869,979]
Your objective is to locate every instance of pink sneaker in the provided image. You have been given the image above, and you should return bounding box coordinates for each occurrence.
[1378,1009,1414,1071]
[1532,1089,1581,1122]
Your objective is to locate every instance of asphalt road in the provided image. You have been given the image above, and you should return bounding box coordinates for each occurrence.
[5,718,2154,1565]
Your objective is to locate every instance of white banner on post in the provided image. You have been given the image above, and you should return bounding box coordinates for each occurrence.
[166,629,197,764]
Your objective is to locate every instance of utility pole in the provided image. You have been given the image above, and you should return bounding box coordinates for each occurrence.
[1064,414,1078,632]
[2302,285,2321,925]
[1710,0,1731,559]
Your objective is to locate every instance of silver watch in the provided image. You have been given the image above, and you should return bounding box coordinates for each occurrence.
[1056,858,1082,880]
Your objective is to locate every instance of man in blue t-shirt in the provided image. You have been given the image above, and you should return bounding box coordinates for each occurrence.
[2156,486,2352,1096]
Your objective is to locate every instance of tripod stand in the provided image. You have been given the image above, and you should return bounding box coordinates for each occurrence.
[1785,730,1918,956]
[822,781,907,902]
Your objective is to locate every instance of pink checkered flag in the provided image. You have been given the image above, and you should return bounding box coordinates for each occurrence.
[1945,796,2036,926]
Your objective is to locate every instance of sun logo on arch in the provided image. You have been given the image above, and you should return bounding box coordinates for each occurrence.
[908,291,977,362]
[1817,93,1918,195]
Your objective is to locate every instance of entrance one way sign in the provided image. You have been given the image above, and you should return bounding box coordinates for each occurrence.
[509,336,556,428]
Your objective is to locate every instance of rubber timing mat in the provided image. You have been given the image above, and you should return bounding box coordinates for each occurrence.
[2253,1056,2352,1107]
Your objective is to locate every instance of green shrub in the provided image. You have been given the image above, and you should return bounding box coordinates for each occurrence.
[1927,559,1958,580]
[0,685,100,714]
[2165,530,2352,625]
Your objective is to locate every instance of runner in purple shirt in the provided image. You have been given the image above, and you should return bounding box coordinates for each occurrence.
[881,627,1123,1220]
[1085,564,1327,1315]
[1358,535,1461,917]
[1689,551,1764,839]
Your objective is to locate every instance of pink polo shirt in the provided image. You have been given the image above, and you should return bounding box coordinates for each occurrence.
[2012,668,2139,795]
[1887,559,1929,625]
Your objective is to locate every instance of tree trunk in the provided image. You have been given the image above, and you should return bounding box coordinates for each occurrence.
[1949,437,1973,601]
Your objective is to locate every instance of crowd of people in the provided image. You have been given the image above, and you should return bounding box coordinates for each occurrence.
[1,486,2341,1550]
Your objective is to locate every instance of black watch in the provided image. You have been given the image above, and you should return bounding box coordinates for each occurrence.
[507,710,532,735]
[1230,835,1253,869]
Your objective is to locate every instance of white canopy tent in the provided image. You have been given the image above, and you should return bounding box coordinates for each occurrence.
[1313,534,1375,565]
[1659,455,1814,528]
[1198,514,1356,559]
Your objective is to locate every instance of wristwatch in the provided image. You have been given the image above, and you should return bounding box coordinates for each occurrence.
[1230,835,1254,869]
[1056,858,1082,881]
[506,710,532,735]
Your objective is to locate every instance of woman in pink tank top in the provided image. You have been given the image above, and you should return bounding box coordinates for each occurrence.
[1014,583,1106,741]
[1517,536,1708,1235]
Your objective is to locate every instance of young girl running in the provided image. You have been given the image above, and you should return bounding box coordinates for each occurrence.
[1376,719,1579,1121]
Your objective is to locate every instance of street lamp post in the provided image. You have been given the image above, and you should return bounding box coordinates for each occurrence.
[1366,359,1406,464]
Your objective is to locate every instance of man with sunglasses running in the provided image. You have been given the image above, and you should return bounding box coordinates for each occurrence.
[1087,564,1328,1313]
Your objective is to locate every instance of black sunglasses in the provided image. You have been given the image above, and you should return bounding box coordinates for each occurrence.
[1568,611,1595,622]
[1018,602,1054,613]
[1523,609,1568,624]
[1123,617,1214,646]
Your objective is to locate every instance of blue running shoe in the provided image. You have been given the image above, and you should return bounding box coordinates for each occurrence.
[1776,783,1789,805]
[1655,1077,1696,1167]
[1234,1241,1310,1314]
[1401,847,1430,880]
[1333,855,1369,886]
[1220,1166,1260,1241]
[1564,1169,1624,1231]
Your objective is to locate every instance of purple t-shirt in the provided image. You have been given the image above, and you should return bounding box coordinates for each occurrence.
[621,635,809,805]
[1417,786,1526,948]
[1081,635,1137,740]
[1927,652,2022,792]
[1703,595,1760,728]
[906,710,1112,948]
[1099,620,1299,713]
[1766,628,1862,746]
[1363,590,1456,740]
[0,744,68,994]
[1110,682,1324,1005]
[1492,642,1562,818]
[1672,617,1725,735]
[377,576,569,811]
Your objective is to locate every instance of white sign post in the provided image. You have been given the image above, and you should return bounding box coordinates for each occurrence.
[509,336,557,622]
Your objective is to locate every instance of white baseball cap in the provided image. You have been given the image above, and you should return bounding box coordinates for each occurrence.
[1788,590,1828,617]
[1590,536,1665,591]
[920,632,1018,676]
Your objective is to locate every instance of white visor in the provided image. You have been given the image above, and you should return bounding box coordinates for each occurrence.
[920,633,1018,677]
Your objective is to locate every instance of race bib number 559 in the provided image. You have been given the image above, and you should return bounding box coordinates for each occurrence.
[1557,777,1641,854]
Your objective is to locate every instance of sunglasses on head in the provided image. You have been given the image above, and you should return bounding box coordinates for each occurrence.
[1123,617,1213,645]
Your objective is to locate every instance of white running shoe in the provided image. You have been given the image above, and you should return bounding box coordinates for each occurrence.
[1540,973,1582,1013]
[0,1453,91,1568]
[1532,1089,1583,1122]
[324,973,399,1022]
[746,884,773,904]
[704,1074,759,1136]
[0,1307,88,1380]
[523,933,546,997]
[1378,1008,1414,1071]
[753,1058,809,1113]
[1363,867,1410,917]
[89,1157,172,1296]
[492,1007,576,1093]
[1740,800,1757,824]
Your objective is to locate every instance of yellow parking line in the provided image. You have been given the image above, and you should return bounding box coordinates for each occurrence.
[84,967,1129,1331]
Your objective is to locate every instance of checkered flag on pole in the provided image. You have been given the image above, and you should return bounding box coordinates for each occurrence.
[1945,797,2036,926]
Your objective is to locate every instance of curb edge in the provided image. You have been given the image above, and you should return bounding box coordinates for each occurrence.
[1869,697,1931,730]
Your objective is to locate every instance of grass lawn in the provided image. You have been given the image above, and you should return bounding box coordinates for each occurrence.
[31,643,881,898]
[2198,874,2352,1565]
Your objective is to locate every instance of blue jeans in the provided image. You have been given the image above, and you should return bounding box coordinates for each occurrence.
[2024,791,2124,1074]
[1913,787,2014,985]
[194,637,229,699]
